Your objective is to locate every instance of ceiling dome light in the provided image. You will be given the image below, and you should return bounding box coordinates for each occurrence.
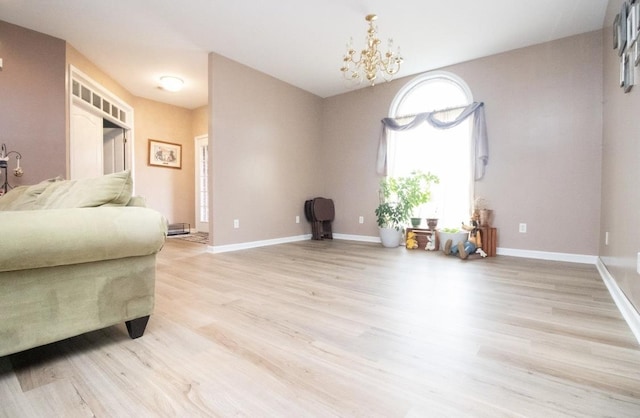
[159,76,184,92]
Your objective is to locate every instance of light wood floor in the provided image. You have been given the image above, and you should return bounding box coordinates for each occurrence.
[2,239,640,417]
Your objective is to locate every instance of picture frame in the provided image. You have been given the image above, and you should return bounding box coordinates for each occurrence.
[148,139,182,169]
[624,52,634,93]
[628,4,638,48]
[620,2,628,55]
[621,55,625,87]
[615,13,621,50]
[630,11,635,49]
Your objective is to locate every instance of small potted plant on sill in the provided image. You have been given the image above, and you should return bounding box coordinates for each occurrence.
[375,171,439,247]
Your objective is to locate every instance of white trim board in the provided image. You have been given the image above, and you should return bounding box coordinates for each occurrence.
[596,258,640,345]
[209,234,380,253]
[497,247,598,264]
[332,233,380,243]
[208,234,311,254]
[209,235,599,261]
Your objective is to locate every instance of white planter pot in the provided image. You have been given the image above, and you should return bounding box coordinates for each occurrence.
[438,231,469,251]
[379,227,403,248]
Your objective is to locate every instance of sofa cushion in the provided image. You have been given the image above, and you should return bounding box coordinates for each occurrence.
[0,177,63,210]
[0,170,133,210]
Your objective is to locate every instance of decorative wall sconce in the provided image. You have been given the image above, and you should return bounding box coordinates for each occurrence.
[0,143,23,195]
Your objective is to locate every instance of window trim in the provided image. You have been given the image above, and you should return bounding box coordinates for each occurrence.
[388,70,473,118]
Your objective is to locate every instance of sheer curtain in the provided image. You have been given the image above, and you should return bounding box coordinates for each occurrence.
[377,102,488,229]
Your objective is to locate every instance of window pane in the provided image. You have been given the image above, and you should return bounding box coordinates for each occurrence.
[389,73,472,229]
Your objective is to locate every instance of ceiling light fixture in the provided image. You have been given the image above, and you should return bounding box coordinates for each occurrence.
[340,14,403,86]
[159,76,184,92]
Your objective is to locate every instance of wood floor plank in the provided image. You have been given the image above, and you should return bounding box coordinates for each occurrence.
[2,238,640,417]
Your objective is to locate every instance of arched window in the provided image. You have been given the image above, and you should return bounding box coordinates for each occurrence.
[387,71,474,229]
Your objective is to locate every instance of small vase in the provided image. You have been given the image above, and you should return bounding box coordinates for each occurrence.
[410,217,422,228]
[426,218,438,230]
[479,209,492,227]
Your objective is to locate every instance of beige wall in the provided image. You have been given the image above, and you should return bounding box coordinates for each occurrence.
[68,46,198,225]
[208,53,323,246]
[1,18,609,260]
[192,105,208,138]
[66,45,134,105]
[0,22,202,226]
[322,31,603,256]
[0,20,66,186]
[601,0,640,312]
[133,97,196,225]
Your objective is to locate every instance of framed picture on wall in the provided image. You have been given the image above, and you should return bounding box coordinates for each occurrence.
[148,139,182,169]
[620,2,629,55]
[615,13,621,50]
[629,3,639,48]
[624,52,634,93]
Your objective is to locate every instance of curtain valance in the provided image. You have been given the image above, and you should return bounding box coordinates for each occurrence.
[376,101,488,180]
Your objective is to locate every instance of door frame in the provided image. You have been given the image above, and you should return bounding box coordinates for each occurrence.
[68,65,134,181]
[194,135,209,232]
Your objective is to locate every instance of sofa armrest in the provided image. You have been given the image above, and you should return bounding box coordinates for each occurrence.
[0,207,167,273]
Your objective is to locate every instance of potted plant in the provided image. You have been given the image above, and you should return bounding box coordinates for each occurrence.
[375,171,439,247]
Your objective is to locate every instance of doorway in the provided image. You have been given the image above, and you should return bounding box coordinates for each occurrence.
[195,135,209,233]
[103,120,127,175]
[69,65,134,180]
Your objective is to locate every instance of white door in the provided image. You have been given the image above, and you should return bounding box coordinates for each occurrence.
[195,135,209,232]
[103,126,126,174]
[70,105,103,179]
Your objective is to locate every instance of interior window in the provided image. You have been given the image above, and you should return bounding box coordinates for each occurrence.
[388,71,473,229]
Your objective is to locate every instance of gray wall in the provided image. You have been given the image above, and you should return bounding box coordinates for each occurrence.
[0,20,66,187]
[208,53,324,246]
[322,31,603,257]
[601,0,640,312]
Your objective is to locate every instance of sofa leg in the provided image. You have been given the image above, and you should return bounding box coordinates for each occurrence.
[125,315,150,339]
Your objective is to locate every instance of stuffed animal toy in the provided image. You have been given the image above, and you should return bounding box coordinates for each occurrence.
[406,231,419,249]
[425,234,436,251]
[444,211,488,259]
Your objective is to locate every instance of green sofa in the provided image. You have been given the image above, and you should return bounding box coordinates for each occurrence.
[0,170,167,357]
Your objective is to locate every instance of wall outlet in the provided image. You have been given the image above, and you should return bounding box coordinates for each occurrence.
[605,231,609,246]
[295,215,300,224]
[637,252,640,275]
[519,223,527,233]
[359,216,364,224]
[233,219,239,229]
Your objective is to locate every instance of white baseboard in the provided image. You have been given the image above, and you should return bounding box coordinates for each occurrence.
[332,233,380,243]
[497,247,598,264]
[596,258,640,345]
[208,233,378,253]
[208,234,311,254]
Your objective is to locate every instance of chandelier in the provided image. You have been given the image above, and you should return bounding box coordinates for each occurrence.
[340,14,403,86]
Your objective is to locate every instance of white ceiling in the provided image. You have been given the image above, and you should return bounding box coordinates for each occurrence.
[0,0,608,109]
